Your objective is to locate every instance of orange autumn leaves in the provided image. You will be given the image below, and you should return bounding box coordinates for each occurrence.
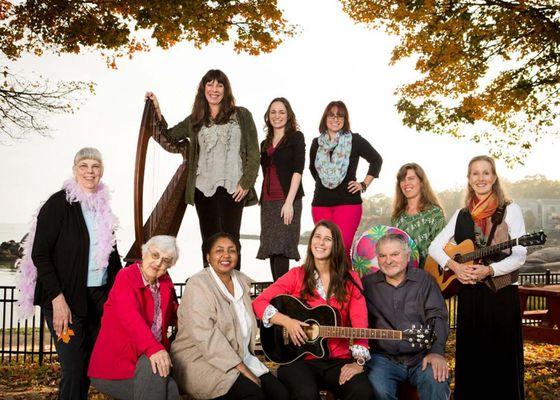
[340,0,560,166]
[0,0,295,63]
[57,328,75,344]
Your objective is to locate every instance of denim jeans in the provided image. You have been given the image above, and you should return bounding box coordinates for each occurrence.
[366,354,450,400]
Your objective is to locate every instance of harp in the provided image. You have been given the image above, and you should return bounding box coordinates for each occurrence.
[124,99,189,262]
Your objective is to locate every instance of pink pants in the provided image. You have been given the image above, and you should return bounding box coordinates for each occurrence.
[311,204,363,259]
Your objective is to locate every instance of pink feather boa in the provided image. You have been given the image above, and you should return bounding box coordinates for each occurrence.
[16,178,117,320]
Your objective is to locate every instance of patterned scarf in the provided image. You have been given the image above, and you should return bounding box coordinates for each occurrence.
[315,131,352,189]
[468,193,498,246]
[16,179,118,319]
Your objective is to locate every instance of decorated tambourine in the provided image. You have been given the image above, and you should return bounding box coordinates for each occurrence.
[351,225,420,277]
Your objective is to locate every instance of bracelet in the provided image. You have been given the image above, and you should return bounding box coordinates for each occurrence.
[360,182,367,193]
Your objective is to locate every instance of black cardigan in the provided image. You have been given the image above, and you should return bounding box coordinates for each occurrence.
[309,133,383,206]
[31,190,121,317]
[260,131,306,201]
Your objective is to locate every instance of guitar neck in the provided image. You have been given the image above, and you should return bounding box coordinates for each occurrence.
[318,326,403,341]
[459,238,517,263]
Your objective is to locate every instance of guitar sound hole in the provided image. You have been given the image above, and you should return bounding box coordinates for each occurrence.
[303,323,320,341]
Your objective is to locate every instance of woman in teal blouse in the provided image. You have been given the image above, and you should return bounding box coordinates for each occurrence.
[391,163,445,269]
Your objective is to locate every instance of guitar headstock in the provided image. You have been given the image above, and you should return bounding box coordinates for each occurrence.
[402,324,435,349]
[518,231,547,247]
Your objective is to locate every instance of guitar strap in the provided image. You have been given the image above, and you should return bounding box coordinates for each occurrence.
[483,205,518,292]
[486,204,506,245]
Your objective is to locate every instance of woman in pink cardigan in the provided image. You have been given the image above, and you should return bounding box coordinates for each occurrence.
[252,220,374,400]
[88,235,180,400]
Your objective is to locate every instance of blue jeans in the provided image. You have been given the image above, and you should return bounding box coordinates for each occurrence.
[366,354,450,400]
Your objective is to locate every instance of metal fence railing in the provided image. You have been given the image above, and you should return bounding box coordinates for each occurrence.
[1,271,559,364]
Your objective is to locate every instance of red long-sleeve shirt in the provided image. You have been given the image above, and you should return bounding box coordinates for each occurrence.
[252,266,369,360]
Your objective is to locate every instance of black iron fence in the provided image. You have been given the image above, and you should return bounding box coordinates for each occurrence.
[1,271,559,364]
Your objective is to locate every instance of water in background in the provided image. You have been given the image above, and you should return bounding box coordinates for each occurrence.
[0,223,306,287]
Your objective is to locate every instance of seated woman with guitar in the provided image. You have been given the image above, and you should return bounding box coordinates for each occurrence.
[253,220,373,400]
[428,155,527,400]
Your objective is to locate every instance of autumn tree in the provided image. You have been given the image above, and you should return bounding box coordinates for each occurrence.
[341,0,560,165]
[0,0,294,139]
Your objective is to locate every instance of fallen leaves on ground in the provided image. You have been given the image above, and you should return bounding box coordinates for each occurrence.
[0,336,558,399]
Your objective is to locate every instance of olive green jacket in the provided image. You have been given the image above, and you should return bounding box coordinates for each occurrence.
[155,106,259,206]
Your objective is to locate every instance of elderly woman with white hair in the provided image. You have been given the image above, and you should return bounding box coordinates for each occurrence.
[88,235,180,400]
[18,147,121,400]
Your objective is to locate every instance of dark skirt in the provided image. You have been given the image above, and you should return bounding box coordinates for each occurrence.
[257,199,302,261]
[454,284,524,400]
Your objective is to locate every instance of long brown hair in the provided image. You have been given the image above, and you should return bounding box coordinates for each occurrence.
[191,69,236,133]
[392,163,443,220]
[300,220,349,304]
[465,155,510,207]
[318,101,352,134]
[263,97,299,147]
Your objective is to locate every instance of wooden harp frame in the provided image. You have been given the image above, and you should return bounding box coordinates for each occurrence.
[124,99,189,262]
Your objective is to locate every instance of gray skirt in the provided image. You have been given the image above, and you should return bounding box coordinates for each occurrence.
[257,198,302,260]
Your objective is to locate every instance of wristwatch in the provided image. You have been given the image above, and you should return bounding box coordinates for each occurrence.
[355,357,365,366]
[360,182,367,193]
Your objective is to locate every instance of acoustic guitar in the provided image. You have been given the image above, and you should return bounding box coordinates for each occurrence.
[424,231,547,298]
[259,294,435,364]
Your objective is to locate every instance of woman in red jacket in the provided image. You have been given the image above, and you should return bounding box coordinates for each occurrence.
[88,235,180,400]
[253,220,373,400]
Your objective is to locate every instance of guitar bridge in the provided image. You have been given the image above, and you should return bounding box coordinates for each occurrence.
[282,327,289,345]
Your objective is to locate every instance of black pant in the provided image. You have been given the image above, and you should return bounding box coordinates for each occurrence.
[195,187,245,269]
[277,359,374,400]
[270,255,290,281]
[214,373,289,400]
[43,286,108,400]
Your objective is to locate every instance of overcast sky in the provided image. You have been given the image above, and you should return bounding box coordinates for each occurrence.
[1,0,558,280]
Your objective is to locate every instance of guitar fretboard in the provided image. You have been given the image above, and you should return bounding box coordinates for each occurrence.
[458,238,518,263]
[318,326,403,340]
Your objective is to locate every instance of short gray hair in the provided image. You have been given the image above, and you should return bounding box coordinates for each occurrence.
[73,147,103,169]
[376,233,410,255]
[141,235,179,265]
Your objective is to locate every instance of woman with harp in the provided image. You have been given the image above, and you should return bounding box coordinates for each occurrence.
[145,69,259,269]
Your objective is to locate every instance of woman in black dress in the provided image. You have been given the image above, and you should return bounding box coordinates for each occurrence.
[429,155,527,400]
[257,97,305,281]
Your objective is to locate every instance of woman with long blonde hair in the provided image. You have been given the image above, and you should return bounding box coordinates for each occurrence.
[429,155,527,400]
